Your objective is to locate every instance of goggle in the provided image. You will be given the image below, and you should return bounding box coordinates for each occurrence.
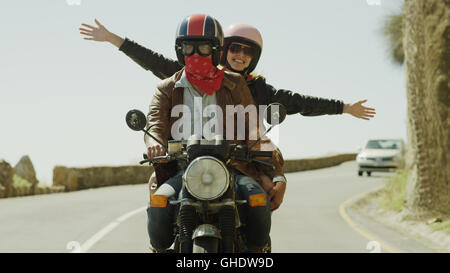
[179,41,217,57]
[228,43,255,57]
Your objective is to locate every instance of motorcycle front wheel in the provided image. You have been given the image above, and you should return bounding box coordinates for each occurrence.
[192,237,219,253]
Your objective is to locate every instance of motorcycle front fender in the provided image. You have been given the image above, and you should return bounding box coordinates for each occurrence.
[192,224,222,240]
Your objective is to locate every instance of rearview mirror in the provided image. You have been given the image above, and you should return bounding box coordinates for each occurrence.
[126,110,147,131]
[248,103,287,151]
[264,103,287,125]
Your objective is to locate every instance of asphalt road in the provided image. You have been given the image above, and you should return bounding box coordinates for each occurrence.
[0,161,435,253]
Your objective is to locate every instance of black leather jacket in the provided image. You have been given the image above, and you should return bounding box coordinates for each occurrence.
[119,38,344,116]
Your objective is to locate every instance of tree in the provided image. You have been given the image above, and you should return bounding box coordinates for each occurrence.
[383,0,450,218]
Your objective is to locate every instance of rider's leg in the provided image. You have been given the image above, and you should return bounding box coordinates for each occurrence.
[147,172,182,252]
[235,174,271,252]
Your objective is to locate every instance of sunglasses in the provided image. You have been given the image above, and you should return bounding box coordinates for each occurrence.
[179,41,216,57]
[228,43,255,57]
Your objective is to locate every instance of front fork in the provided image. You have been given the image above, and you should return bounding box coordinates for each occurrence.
[172,175,244,253]
[177,189,196,253]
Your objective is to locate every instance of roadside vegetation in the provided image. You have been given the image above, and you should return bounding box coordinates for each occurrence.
[379,170,408,212]
[377,169,450,235]
[431,219,450,235]
[12,174,32,188]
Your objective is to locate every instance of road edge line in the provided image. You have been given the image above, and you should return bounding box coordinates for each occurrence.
[339,184,403,253]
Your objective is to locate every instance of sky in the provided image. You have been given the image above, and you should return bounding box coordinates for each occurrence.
[0,0,406,185]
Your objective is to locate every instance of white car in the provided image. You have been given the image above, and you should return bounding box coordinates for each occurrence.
[356,138,405,176]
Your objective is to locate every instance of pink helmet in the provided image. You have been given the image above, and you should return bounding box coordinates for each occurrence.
[221,23,263,74]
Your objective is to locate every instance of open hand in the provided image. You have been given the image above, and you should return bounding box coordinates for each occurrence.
[343,99,376,120]
[79,19,110,42]
[268,182,286,211]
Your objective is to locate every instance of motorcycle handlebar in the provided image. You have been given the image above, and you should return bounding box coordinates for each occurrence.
[139,146,272,165]
[250,150,273,158]
[139,155,170,165]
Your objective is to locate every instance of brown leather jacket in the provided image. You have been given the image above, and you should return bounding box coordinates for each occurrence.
[145,69,283,184]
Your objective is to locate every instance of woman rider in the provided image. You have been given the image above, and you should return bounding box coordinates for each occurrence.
[79,20,376,212]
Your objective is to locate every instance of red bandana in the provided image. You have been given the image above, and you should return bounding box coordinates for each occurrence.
[184,55,225,96]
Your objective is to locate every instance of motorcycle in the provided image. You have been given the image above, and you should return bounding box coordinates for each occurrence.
[125,103,286,253]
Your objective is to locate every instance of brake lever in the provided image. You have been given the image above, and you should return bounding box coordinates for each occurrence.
[139,159,151,165]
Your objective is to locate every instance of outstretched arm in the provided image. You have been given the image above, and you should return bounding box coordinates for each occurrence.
[254,78,344,116]
[79,19,124,47]
[80,19,182,80]
[257,78,375,119]
[342,99,376,120]
[118,38,183,79]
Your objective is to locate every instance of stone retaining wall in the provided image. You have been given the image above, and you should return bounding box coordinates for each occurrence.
[52,154,356,192]
[52,165,154,192]
[1,154,356,197]
[282,154,357,173]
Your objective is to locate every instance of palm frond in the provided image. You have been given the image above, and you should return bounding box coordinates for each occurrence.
[383,13,405,65]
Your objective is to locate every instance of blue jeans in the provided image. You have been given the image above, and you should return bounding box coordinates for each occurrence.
[147,172,271,250]
[234,174,271,247]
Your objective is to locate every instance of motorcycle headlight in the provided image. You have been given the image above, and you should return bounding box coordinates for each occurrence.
[183,156,230,200]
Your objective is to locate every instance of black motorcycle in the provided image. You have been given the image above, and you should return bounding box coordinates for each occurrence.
[126,103,286,253]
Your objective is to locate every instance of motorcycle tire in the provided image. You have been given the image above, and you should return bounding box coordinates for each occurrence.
[193,237,219,253]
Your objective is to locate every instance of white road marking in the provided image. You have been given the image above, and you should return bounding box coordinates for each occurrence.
[78,206,147,253]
